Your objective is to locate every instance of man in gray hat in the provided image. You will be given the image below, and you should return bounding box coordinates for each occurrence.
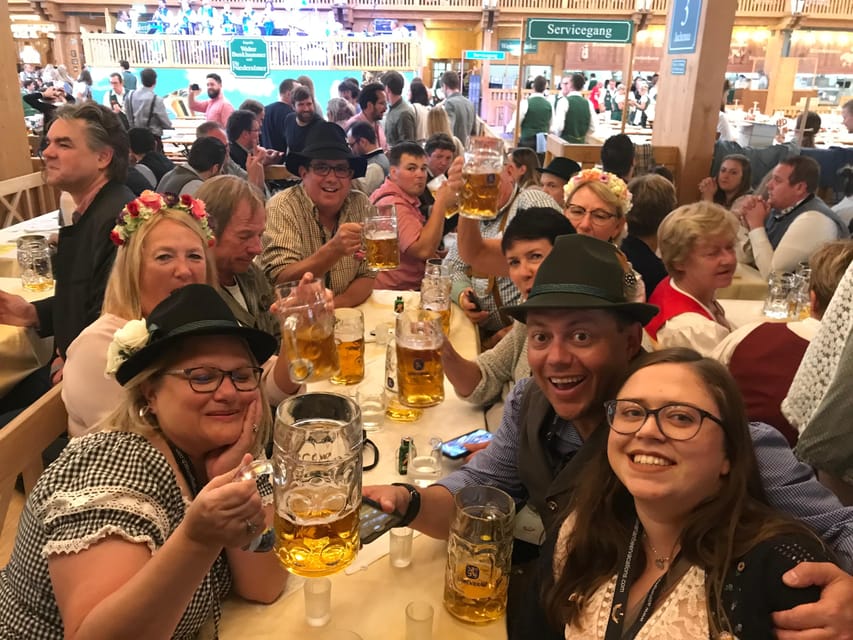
[261,121,375,308]
[365,233,853,639]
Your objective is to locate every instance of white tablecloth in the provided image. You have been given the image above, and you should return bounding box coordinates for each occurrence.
[220,290,506,640]
[0,277,54,397]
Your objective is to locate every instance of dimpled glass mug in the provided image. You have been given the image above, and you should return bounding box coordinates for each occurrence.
[276,278,339,383]
[240,393,363,577]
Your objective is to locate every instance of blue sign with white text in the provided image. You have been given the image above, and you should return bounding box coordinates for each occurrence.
[667,0,702,54]
[464,50,507,61]
[671,59,687,75]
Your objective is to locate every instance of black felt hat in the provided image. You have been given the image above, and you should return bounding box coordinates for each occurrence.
[537,157,582,182]
[503,234,658,324]
[285,120,368,178]
[115,284,277,386]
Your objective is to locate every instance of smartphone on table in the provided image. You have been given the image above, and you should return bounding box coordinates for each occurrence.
[359,496,404,545]
[440,428,494,460]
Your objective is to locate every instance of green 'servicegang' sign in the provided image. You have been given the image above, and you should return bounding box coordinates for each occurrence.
[527,19,634,44]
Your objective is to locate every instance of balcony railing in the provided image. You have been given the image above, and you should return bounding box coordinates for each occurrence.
[499,0,667,12]
[81,34,420,71]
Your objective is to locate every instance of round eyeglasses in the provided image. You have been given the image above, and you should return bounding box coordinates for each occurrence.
[604,399,724,441]
[164,366,263,393]
[565,205,618,227]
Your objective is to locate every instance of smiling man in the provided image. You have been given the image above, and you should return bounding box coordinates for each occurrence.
[261,121,374,308]
[369,142,453,290]
[365,233,853,640]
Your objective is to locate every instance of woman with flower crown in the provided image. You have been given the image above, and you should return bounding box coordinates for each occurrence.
[0,284,288,638]
[61,191,302,437]
[456,167,646,304]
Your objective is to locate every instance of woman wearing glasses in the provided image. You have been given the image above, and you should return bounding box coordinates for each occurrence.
[0,284,288,638]
[62,191,302,437]
[645,201,739,356]
[547,348,830,639]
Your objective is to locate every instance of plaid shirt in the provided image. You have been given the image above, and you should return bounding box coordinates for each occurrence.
[261,184,373,295]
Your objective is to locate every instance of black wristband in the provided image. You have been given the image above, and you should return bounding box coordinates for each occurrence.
[391,482,421,527]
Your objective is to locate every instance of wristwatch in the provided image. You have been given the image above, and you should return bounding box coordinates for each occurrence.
[391,482,421,527]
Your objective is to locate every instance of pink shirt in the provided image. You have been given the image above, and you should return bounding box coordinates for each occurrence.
[188,93,234,127]
[370,179,431,290]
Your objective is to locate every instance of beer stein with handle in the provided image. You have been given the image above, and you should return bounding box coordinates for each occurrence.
[240,393,363,577]
[460,137,504,221]
[444,486,515,624]
[276,278,340,383]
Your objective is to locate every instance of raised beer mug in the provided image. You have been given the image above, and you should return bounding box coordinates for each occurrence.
[364,204,400,271]
[276,278,340,383]
[395,309,445,408]
[444,486,515,624]
[240,393,364,577]
[460,137,504,221]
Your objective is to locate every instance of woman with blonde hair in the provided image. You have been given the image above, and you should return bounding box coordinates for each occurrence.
[62,190,300,437]
[645,201,740,355]
[426,106,464,156]
[1,284,288,637]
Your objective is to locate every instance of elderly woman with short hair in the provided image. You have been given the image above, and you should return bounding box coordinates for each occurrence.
[646,201,740,355]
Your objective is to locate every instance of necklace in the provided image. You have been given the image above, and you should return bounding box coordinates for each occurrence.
[644,533,678,570]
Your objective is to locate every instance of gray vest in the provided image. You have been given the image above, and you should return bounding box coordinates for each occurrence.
[765,194,850,249]
[517,381,607,535]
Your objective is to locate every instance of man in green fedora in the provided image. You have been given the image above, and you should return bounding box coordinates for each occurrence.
[365,233,853,639]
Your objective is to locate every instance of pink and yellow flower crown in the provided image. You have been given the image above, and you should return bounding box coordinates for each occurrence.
[110,190,215,247]
[566,167,632,212]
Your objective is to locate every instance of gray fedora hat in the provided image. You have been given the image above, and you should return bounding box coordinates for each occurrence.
[503,234,658,324]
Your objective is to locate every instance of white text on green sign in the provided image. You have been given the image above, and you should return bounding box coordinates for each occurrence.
[230,37,269,78]
[527,19,634,44]
[464,50,507,61]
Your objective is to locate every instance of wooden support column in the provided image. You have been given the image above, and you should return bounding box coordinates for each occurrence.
[764,30,797,114]
[0,1,33,182]
[652,0,737,205]
[53,16,83,78]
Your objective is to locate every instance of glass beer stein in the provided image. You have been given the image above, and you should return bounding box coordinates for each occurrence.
[17,236,54,292]
[276,278,339,383]
[331,308,365,385]
[395,310,445,408]
[420,272,452,336]
[460,137,504,221]
[364,204,400,271]
[444,486,515,624]
[240,393,364,578]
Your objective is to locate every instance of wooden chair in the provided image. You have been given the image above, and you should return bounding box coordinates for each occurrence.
[0,384,67,532]
[0,172,60,229]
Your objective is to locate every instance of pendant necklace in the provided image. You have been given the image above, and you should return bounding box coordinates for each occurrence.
[645,533,678,570]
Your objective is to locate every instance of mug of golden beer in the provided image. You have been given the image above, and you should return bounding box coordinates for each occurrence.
[364,204,400,271]
[444,486,515,624]
[331,308,365,385]
[460,137,504,221]
[420,274,452,336]
[276,278,339,383]
[238,393,363,577]
[395,309,444,408]
[17,236,54,292]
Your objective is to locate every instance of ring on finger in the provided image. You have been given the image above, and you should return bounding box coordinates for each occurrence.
[245,519,259,535]
[252,423,258,433]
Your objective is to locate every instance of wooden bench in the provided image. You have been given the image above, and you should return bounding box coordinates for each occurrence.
[0,172,60,229]
[544,134,681,186]
[0,384,67,534]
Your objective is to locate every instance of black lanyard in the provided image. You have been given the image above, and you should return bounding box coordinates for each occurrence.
[604,519,678,640]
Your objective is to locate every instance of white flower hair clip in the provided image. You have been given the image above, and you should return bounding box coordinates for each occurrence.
[105,318,153,377]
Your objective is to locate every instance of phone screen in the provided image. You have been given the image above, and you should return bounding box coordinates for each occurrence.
[441,429,494,459]
[359,497,403,545]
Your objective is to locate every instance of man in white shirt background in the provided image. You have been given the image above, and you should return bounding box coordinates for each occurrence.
[740,156,849,277]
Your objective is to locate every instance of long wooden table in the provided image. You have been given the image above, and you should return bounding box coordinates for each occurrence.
[0,277,53,397]
[219,289,506,640]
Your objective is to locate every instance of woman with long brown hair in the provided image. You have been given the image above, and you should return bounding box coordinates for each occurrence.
[547,348,831,638]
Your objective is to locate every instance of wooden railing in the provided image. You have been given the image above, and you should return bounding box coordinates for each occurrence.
[499,0,667,12]
[81,34,420,71]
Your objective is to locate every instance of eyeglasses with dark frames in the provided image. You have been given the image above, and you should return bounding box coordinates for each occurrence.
[163,366,263,393]
[565,204,618,227]
[604,399,725,441]
[310,163,354,178]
